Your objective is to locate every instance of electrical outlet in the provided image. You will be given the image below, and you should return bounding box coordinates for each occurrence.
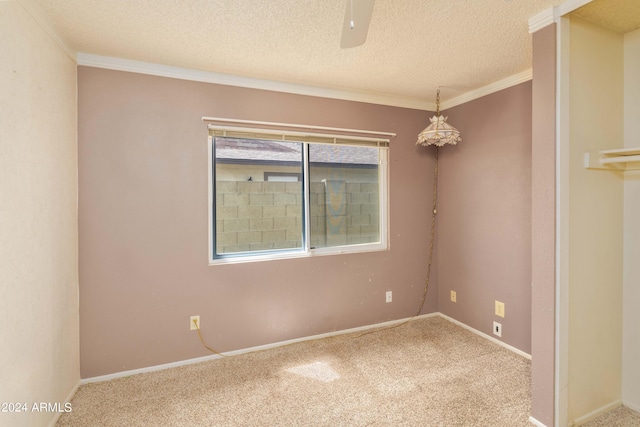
[386,291,392,303]
[493,321,502,337]
[450,290,457,303]
[190,315,200,331]
[495,300,505,318]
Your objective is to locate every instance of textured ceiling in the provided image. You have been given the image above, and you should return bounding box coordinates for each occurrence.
[572,0,640,34]
[33,0,565,105]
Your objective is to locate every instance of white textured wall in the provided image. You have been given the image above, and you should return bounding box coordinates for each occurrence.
[568,16,624,422]
[0,2,79,427]
[623,27,640,412]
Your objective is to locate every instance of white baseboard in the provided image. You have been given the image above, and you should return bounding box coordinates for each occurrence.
[47,380,80,427]
[529,416,548,427]
[82,312,530,384]
[436,313,532,360]
[82,313,440,384]
[82,312,531,385]
[623,399,640,413]
[570,400,622,426]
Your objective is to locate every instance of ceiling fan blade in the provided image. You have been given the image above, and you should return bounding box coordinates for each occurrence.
[340,0,375,49]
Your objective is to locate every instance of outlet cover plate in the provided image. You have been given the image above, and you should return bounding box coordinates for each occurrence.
[493,321,502,337]
[190,315,200,331]
[495,300,505,318]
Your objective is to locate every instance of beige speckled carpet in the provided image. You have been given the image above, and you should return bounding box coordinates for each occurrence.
[582,406,640,427]
[57,316,533,426]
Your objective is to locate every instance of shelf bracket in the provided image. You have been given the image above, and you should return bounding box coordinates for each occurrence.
[584,147,640,171]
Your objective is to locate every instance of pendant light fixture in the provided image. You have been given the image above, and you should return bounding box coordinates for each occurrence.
[413,87,461,317]
[416,88,462,147]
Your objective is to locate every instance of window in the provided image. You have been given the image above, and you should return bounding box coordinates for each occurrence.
[208,123,389,263]
[264,172,301,182]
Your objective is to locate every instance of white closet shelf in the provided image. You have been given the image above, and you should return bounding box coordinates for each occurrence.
[584,147,640,170]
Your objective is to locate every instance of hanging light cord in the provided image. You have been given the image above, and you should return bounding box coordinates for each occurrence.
[415,146,439,316]
[354,147,439,338]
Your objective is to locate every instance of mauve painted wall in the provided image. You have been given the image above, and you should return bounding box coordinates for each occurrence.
[78,67,439,378]
[531,24,557,426]
[436,82,533,354]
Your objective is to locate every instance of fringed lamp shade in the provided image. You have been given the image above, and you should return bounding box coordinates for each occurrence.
[416,115,462,147]
[416,88,462,147]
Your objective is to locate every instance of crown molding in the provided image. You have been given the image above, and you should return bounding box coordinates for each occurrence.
[16,0,76,61]
[439,69,533,111]
[529,8,555,33]
[10,1,571,112]
[77,53,533,113]
[528,0,594,34]
[77,53,436,111]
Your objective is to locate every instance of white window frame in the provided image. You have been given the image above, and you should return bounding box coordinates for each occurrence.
[206,118,393,265]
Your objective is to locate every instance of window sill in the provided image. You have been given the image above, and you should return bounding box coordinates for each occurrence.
[209,242,389,265]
